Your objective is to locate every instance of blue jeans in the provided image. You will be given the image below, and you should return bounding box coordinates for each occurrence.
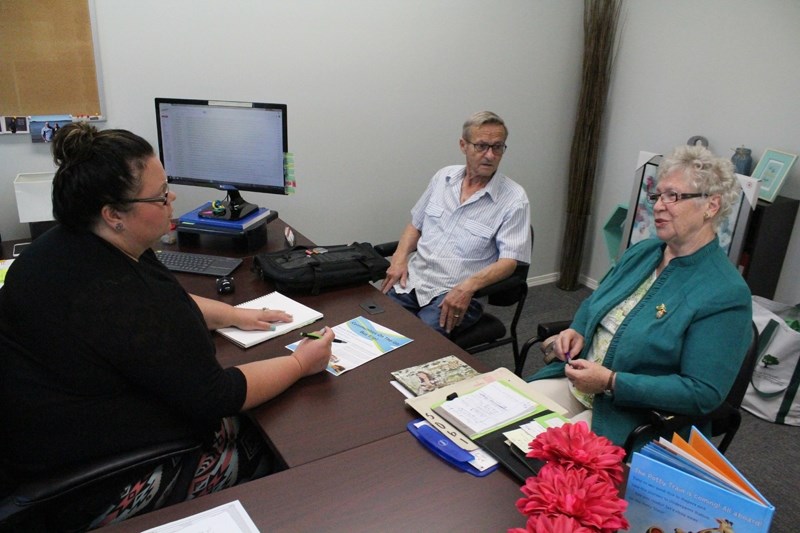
[387,288,483,337]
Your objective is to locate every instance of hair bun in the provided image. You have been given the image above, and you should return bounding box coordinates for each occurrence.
[52,122,98,168]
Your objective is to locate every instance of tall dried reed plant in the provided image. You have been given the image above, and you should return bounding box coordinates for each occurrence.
[557,0,622,291]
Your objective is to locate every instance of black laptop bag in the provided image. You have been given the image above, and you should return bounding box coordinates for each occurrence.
[253,243,390,295]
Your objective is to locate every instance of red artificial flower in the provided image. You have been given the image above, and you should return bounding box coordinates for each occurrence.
[508,513,597,533]
[526,421,626,485]
[515,464,629,533]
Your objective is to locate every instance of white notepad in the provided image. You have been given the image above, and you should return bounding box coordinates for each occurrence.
[216,291,323,348]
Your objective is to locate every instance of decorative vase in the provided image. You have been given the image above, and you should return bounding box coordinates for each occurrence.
[732,147,753,175]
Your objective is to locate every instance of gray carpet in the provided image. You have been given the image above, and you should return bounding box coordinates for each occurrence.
[474,283,798,532]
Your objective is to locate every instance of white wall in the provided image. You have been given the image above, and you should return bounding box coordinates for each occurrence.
[2,0,799,302]
[0,0,584,282]
[592,0,800,303]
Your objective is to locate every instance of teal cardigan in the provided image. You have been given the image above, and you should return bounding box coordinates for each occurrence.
[529,237,752,450]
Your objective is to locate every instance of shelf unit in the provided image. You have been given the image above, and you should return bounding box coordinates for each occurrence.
[738,195,799,299]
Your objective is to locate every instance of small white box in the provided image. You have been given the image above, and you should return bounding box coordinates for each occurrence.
[14,172,55,223]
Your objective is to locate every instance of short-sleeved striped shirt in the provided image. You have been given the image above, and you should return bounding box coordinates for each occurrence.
[394,165,531,306]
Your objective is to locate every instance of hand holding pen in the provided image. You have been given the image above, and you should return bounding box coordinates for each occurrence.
[293,326,335,376]
[300,331,347,343]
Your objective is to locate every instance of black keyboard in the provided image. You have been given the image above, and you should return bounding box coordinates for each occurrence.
[154,250,242,277]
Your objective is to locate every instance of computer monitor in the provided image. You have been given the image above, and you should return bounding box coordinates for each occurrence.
[155,98,288,220]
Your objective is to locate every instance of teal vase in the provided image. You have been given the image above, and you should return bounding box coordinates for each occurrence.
[732,147,753,175]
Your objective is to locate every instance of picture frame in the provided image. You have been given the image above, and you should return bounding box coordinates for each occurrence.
[754,148,797,203]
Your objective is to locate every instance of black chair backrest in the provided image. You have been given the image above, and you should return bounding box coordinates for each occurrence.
[725,321,760,408]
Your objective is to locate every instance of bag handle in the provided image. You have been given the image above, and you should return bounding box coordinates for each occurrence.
[750,319,790,398]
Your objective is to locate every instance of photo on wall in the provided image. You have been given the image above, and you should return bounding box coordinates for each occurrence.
[2,116,28,134]
[29,115,72,144]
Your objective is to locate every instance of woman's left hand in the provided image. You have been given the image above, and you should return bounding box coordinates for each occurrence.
[564,359,614,395]
[234,307,293,331]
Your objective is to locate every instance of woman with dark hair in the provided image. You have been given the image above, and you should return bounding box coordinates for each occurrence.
[0,123,333,528]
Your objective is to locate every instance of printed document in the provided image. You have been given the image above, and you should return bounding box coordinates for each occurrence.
[287,315,412,375]
[141,500,259,533]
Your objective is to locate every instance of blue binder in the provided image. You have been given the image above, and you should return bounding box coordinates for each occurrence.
[407,419,497,477]
[178,203,273,233]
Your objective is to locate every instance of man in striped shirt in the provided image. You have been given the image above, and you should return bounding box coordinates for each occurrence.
[381,111,531,337]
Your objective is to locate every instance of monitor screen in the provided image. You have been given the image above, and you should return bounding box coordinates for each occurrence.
[155,98,287,220]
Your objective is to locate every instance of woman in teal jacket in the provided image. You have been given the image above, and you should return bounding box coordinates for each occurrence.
[529,145,752,451]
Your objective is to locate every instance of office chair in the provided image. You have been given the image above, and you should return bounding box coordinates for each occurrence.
[520,320,760,461]
[0,437,202,532]
[374,228,532,376]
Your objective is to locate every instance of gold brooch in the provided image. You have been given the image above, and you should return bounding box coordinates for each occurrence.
[656,303,667,319]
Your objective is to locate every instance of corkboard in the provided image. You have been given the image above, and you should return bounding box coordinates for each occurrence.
[0,0,101,117]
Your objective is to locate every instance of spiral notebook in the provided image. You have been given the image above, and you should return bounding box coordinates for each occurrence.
[216,291,323,348]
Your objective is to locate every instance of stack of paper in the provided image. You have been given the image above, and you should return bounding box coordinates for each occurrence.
[216,291,323,348]
[433,381,542,438]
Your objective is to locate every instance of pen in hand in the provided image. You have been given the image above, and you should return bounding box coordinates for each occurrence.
[300,332,346,343]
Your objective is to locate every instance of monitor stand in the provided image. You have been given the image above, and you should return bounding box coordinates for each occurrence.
[177,223,268,251]
[199,190,258,221]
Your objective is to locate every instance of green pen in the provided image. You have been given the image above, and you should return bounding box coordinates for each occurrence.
[300,332,346,343]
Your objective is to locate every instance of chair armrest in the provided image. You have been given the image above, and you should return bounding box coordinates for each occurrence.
[373,241,398,257]
[473,275,525,299]
[622,408,718,460]
[535,320,573,339]
[7,438,201,507]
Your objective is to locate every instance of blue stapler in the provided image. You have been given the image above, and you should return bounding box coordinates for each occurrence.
[407,419,497,477]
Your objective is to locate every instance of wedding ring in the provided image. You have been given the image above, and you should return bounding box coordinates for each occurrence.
[454,314,460,318]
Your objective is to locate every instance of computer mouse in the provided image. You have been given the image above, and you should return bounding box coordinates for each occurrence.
[216,276,235,295]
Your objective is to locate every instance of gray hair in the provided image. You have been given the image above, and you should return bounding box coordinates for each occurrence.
[462,111,507,141]
[658,145,741,228]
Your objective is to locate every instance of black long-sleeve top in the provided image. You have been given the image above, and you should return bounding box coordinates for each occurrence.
[0,226,246,474]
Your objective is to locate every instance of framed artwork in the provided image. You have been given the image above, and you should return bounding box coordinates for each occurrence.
[622,153,661,254]
[754,148,797,203]
[619,151,751,267]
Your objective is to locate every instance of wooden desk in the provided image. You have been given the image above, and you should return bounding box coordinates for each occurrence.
[249,283,478,468]
[188,261,481,467]
[162,219,488,468]
[103,432,526,532]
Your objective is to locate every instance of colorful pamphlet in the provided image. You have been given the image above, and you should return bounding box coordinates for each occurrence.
[286,316,412,376]
[391,355,479,396]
